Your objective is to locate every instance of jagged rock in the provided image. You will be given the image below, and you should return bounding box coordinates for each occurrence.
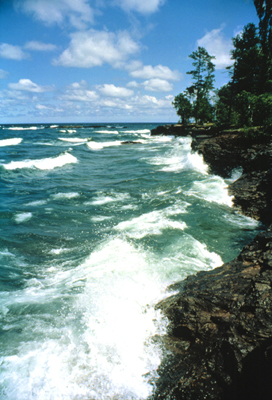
[195,133,272,177]
[152,229,272,400]
[229,170,272,224]
[152,126,272,399]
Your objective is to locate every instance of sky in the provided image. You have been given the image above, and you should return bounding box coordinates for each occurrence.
[0,0,259,123]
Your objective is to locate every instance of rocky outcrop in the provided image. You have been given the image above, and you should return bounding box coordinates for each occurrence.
[195,133,272,225]
[152,228,272,400]
[151,125,272,399]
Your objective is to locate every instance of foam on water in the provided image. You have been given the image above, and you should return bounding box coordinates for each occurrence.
[114,210,187,239]
[14,212,32,223]
[89,192,130,205]
[87,140,122,150]
[59,137,89,143]
[2,152,77,170]
[6,126,39,130]
[0,238,168,400]
[122,129,150,134]
[147,137,208,174]
[185,175,233,207]
[52,192,80,200]
[95,130,119,134]
[0,138,22,147]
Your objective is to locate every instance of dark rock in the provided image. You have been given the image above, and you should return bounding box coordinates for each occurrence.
[152,125,272,399]
[152,229,272,400]
[151,124,218,138]
[196,133,272,177]
[229,170,272,224]
[121,141,140,145]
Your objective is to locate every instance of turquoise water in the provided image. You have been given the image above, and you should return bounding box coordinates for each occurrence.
[0,123,259,399]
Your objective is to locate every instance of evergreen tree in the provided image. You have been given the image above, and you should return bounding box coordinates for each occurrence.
[172,92,192,124]
[186,46,215,122]
[231,23,262,95]
[253,0,272,92]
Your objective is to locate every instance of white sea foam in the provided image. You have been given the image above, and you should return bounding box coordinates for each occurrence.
[50,248,69,255]
[50,125,58,128]
[114,210,187,239]
[95,130,119,134]
[89,192,130,205]
[7,126,39,130]
[0,238,167,400]
[91,215,114,222]
[122,129,150,134]
[52,192,80,200]
[0,138,22,147]
[87,141,122,150]
[25,200,47,207]
[59,137,89,143]
[147,138,208,174]
[67,129,76,134]
[185,176,233,207]
[15,212,32,223]
[2,152,77,170]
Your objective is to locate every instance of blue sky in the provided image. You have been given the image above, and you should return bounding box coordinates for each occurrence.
[0,0,259,123]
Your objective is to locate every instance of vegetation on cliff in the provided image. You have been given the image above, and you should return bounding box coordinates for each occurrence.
[173,1,272,129]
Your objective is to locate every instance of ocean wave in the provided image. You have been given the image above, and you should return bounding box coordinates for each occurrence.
[185,176,233,207]
[59,137,90,143]
[87,141,122,150]
[2,152,77,171]
[15,212,32,223]
[0,138,22,147]
[52,192,80,200]
[114,210,187,239]
[88,192,130,205]
[6,126,40,131]
[122,129,150,134]
[94,130,119,134]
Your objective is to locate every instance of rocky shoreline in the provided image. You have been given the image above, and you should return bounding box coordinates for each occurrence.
[150,124,272,399]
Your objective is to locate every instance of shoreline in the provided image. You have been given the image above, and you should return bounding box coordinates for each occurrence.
[151,124,272,399]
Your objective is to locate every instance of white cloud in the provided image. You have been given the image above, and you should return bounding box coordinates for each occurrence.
[35,104,50,110]
[113,0,165,14]
[98,84,133,97]
[61,81,98,102]
[24,41,57,51]
[197,27,234,70]
[143,78,173,92]
[129,64,181,80]
[0,69,8,79]
[54,29,140,68]
[15,0,94,29]
[8,79,54,92]
[0,43,28,60]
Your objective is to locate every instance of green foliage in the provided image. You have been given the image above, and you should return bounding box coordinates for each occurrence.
[173,47,215,124]
[172,92,192,123]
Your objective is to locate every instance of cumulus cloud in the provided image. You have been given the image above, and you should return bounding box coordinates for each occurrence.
[60,80,98,102]
[98,84,133,97]
[128,63,181,81]
[127,78,173,92]
[15,0,94,29]
[0,43,28,60]
[142,78,173,92]
[53,29,140,68]
[197,27,234,69]
[113,0,165,14]
[24,41,57,51]
[0,69,8,79]
[8,79,54,92]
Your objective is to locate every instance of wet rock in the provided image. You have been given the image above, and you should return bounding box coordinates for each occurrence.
[152,126,272,399]
[152,229,272,400]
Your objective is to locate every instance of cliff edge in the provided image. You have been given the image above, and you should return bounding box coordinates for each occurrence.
[150,124,272,399]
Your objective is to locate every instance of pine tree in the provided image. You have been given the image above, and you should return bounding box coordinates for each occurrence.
[186,46,215,123]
